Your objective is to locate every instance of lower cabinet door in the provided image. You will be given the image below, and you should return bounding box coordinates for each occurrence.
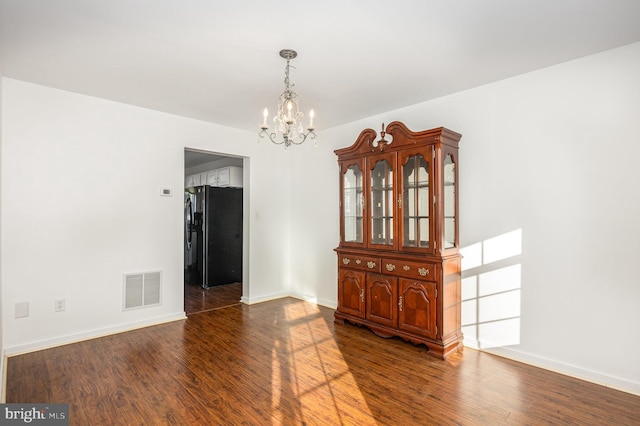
[366,274,397,327]
[398,279,437,339]
[338,269,366,318]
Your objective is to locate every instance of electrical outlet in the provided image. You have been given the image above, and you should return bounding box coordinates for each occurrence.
[55,299,65,312]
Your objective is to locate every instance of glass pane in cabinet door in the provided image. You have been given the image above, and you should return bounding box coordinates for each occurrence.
[444,154,456,248]
[343,165,363,243]
[403,154,429,248]
[370,159,393,245]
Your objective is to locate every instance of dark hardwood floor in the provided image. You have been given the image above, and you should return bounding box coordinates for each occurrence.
[6,298,640,425]
[184,282,242,315]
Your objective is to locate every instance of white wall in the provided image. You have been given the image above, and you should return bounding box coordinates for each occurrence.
[0,78,292,354]
[0,75,5,399]
[289,41,640,395]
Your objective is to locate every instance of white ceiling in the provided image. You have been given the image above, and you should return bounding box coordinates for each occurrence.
[2,0,640,133]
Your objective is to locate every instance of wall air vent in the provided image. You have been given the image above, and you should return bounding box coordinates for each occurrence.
[123,271,162,310]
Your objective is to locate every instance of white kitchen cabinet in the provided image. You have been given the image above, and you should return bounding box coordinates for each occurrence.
[186,166,242,189]
[205,166,242,187]
[185,173,201,188]
[204,170,218,186]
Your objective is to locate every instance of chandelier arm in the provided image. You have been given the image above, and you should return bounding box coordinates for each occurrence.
[259,128,287,145]
[289,129,316,146]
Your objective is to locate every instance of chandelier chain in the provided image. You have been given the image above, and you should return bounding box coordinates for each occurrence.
[283,60,291,91]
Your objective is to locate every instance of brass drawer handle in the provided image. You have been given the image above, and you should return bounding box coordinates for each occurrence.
[386,263,396,271]
[367,261,376,269]
[418,267,429,276]
[403,265,410,271]
[342,258,350,265]
[398,296,403,312]
[355,259,361,264]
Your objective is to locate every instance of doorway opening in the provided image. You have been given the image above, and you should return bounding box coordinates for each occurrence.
[184,148,247,315]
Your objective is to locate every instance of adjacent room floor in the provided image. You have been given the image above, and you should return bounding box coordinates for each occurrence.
[184,282,242,315]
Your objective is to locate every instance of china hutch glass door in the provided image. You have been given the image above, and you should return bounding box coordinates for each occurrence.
[400,149,433,253]
[443,152,457,249]
[369,154,395,248]
[342,163,364,244]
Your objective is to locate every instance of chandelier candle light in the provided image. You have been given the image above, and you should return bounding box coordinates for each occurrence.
[259,49,316,148]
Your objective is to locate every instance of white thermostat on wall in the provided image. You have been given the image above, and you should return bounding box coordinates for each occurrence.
[159,187,173,197]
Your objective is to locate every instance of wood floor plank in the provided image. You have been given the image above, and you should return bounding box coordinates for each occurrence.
[6,298,640,425]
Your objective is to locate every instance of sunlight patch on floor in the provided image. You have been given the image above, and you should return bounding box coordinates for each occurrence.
[268,301,375,424]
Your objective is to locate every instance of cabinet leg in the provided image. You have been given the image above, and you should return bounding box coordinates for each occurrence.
[333,312,347,325]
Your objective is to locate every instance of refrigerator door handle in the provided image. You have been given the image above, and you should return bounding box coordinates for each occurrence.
[185,198,193,250]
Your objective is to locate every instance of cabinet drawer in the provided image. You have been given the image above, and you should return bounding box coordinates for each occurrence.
[338,254,381,273]
[381,258,437,281]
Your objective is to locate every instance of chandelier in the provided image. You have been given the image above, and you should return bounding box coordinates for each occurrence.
[259,49,316,148]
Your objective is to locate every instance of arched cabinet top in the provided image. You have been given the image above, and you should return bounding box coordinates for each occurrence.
[334,121,461,159]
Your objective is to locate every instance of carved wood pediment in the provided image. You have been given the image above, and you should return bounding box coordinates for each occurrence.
[334,121,461,159]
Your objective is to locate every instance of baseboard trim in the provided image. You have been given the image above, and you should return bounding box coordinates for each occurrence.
[464,339,640,397]
[288,293,337,309]
[240,291,290,305]
[3,312,187,357]
[241,292,337,310]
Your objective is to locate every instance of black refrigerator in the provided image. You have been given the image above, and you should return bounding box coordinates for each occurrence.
[185,185,242,289]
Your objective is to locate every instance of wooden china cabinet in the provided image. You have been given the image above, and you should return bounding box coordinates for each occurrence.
[334,121,463,359]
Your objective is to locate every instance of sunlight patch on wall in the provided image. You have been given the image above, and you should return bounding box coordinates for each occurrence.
[461,229,522,349]
[483,229,522,264]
